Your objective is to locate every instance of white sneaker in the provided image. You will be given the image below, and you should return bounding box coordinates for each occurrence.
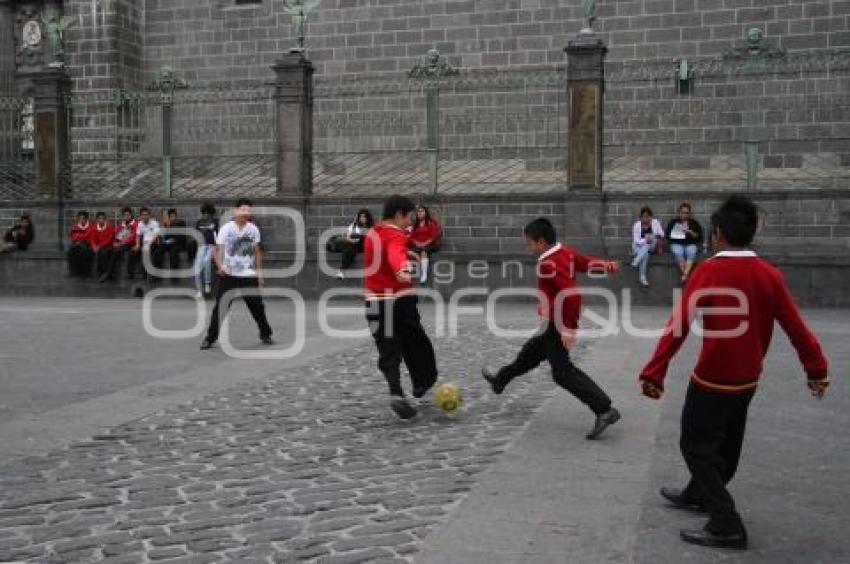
[640,276,650,287]
[204,283,211,294]
[337,271,345,280]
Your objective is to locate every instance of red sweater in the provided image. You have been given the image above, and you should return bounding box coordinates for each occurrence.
[640,251,828,394]
[363,223,414,299]
[90,222,115,251]
[410,220,441,248]
[537,243,613,330]
[70,221,94,245]
[113,219,137,247]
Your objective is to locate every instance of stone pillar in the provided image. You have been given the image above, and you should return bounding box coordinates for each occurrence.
[565,35,607,190]
[0,0,13,95]
[272,53,314,196]
[32,68,71,199]
[0,0,15,162]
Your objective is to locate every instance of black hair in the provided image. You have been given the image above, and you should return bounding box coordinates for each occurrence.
[640,206,653,217]
[95,211,107,219]
[382,194,415,220]
[235,198,253,208]
[414,204,432,227]
[139,206,150,214]
[200,202,216,216]
[523,217,557,245]
[121,206,133,215]
[354,208,374,228]
[679,202,692,212]
[77,211,89,219]
[711,195,758,248]
[167,208,178,215]
[19,215,34,240]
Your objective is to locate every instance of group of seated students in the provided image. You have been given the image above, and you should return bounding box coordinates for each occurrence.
[1,215,35,254]
[66,204,220,297]
[631,201,705,287]
[333,203,442,282]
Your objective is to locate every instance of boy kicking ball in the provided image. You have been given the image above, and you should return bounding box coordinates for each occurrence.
[639,195,829,550]
[364,195,438,420]
[483,218,622,440]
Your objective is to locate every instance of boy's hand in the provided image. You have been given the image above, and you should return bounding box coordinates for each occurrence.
[641,380,663,400]
[807,379,829,399]
[560,328,577,349]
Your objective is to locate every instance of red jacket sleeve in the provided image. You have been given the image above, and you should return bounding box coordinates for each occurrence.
[639,266,709,389]
[565,247,611,275]
[773,271,829,381]
[387,234,411,280]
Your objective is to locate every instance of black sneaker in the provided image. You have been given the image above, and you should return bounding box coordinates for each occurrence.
[261,336,274,346]
[586,407,621,440]
[482,367,506,395]
[200,338,214,350]
[389,397,417,420]
[660,487,707,513]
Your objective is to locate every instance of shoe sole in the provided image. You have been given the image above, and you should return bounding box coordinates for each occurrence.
[679,531,747,550]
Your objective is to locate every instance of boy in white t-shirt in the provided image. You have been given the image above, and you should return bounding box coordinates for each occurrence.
[200,198,273,350]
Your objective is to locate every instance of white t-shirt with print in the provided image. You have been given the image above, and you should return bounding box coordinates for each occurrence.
[136,219,160,247]
[217,220,261,277]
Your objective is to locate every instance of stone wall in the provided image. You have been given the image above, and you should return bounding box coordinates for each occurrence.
[46,0,850,195]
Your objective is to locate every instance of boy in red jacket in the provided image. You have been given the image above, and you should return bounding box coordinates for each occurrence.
[68,211,94,278]
[364,195,438,420]
[639,195,829,550]
[483,218,622,439]
[91,211,115,282]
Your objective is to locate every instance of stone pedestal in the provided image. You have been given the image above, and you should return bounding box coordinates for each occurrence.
[272,53,314,196]
[31,67,71,199]
[565,35,607,190]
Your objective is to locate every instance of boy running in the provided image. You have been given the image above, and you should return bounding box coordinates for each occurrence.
[639,195,829,550]
[364,195,438,420]
[483,218,622,439]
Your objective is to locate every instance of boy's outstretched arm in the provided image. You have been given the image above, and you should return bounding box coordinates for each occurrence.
[638,268,705,399]
[773,273,829,397]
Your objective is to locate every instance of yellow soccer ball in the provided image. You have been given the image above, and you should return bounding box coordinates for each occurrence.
[433,381,463,413]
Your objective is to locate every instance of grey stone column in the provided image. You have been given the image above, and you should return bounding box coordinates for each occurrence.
[565,35,607,190]
[0,0,13,95]
[31,68,71,199]
[0,0,15,162]
[272,53,314,196]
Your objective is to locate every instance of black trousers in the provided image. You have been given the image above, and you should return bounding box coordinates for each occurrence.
[128,244,165,280]
[205,276,273,343]
[496,320,612,415]
[679,382,754,535]
[340,240,364,270]
[104,246,132,280]
[365,295,438,397]
[95,248,113,277]
[67,244,93,277]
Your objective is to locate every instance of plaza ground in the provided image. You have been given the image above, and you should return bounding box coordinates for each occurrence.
[0,298,847,563]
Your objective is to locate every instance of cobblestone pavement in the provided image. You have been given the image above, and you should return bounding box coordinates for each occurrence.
[0,322,565,564]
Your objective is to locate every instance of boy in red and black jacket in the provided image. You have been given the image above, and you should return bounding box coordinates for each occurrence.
[483,218,622,439]
[91,211,115,282]
[68,211,94,278]
[639,195,829,550]
[364,195,438,420]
